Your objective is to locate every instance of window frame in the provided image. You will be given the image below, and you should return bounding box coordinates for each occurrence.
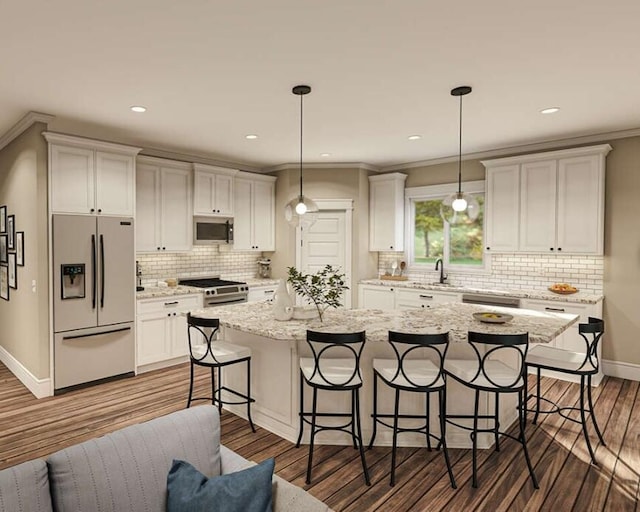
[405,180,489,273]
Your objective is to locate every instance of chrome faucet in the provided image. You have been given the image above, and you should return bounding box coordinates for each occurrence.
[435,258,447,284]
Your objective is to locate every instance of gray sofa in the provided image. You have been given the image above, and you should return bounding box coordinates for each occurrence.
[0,406,331,512]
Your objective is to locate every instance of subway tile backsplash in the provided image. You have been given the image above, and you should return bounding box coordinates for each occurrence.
[137,245,262,283]
[378,252,604,295]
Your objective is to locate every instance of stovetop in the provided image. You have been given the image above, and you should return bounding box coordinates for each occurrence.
[178,276,248,296]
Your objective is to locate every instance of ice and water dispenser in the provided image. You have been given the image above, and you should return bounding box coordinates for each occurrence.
[60,263,86,299]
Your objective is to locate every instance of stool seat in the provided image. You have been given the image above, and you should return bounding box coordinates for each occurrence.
[373,358,443,388]
[192,341,251,365]
[299,357,362,387]
[526,345,596,374]
[445,359,524,389]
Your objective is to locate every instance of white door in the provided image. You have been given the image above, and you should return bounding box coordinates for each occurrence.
[519,160,558,252]
[95,151,135,216]
[298,210,351,307]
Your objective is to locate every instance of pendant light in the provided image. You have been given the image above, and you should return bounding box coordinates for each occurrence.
[284,85,319,228]
[440,85,479,225]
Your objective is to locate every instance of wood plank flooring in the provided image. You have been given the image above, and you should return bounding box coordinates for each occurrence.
[1,362,638,511]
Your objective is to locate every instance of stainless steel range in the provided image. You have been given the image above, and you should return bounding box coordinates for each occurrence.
[178,276,249,307]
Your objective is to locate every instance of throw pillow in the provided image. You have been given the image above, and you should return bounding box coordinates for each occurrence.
[167,458,274,512]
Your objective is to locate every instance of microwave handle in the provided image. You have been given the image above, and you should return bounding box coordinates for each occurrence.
[226,220,232,244]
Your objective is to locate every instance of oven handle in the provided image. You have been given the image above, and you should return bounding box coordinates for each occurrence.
[205,297,247,307]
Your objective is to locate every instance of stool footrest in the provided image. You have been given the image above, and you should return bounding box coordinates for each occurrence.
[526,394,589,425]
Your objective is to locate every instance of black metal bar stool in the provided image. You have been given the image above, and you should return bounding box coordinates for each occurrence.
[295,330,370,485]
[368,331,456,488]
[186,313,255,432]
[444,331,538,489]
[525,316,605,464]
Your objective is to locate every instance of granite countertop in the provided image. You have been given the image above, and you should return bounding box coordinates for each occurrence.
[189,301,578,345]
[359,279,603,305]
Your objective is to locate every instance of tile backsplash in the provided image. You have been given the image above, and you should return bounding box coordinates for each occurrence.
[378,252,604,295]
[137,245,262,283]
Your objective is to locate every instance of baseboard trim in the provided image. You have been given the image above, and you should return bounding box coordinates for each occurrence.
[603,359,640,382]
[0,346,52,398]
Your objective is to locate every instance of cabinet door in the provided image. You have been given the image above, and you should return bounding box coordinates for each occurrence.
[137,314,171,365]
[519,160,557,252]
[252,180,275,251]
[248,285,277,302]
[161,168,192,251]
[369,175,405,251]
[171,312,190,358]
[50,145,95,214]
[214,174,234,216]
[359,285,395,309]
[557,155,603,254]
[232,178,253,250]
[136,164,161,252]
[96,151,135,216]
[193,171,215,215]
[485,165,520,252]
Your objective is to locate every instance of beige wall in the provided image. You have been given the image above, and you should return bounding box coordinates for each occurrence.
[0,123,50,379]
[394,138,640,366]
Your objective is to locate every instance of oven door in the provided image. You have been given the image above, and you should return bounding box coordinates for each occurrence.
[204,294,248,308]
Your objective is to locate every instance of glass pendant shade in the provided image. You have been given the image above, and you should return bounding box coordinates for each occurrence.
[285,194,319,227]
[441,191,480,225]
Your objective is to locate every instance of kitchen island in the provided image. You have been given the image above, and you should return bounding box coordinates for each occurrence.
[190,301,578,449]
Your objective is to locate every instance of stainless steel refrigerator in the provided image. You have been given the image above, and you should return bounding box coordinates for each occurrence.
[53,214,135,391]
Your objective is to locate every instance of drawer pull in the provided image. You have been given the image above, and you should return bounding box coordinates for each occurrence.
[419,295,434,300]
[164,301,179,306]
[264,290,274,294]
[545,307,565,312]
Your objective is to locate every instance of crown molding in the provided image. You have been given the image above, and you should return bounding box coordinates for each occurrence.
[140,147,262,174]
[0,111,55,151]
[264,161,380,173]
[380,127,640,172]
[42,132,142,155]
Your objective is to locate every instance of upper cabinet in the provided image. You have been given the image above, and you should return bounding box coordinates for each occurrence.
[233,172,276,251]
[136,156,192,252]
[369,173,407,251]
[44,132,141,216]
[482,144,611,255]
[193,164,237,217]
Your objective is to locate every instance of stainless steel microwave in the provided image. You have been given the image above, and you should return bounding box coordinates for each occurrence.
[193,217,233,244]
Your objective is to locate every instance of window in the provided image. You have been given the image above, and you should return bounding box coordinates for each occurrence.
[406,181,486,271]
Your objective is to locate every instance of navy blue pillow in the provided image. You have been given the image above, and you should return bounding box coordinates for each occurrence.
[167,458,275,512]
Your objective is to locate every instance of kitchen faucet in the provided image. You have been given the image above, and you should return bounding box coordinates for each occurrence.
[435,258,447,284]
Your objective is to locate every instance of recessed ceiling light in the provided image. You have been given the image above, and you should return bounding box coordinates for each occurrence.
[320,153,331,157]
[245,134,258,140]
[540,107,560,114]
[408,135,422,140]
[130,105,146,113]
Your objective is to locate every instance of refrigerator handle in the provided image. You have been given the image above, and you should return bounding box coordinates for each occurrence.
[91,234,97,309]
[100,234,105,308]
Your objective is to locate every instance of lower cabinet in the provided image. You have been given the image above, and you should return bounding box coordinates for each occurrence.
[248,284,277,303]
[136,294,203,371]
[358,284,396,309]
[358,284,461,310]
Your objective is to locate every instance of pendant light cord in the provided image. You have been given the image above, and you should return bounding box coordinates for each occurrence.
[299,91,304,199]
[457,93,463,195]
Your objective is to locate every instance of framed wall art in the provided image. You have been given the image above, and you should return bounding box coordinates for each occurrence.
[0,265,8,301]
[0,234,7,265]
[7,214,15,250]
[16,231,24,266]
[0,206,6,233]
[8,253,16,289]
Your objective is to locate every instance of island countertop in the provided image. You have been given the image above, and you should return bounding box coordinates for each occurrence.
[190,301,578,344]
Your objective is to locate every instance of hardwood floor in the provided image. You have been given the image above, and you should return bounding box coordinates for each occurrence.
[1,361,638,511]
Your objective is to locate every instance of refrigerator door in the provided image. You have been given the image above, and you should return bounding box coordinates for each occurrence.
[53,215,98,332]
[54,323,135,390]
[97,216,135,326]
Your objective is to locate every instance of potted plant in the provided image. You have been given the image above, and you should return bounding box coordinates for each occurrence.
[287,265,349,322]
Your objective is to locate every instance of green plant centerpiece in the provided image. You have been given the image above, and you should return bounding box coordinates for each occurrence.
[287,265,349,322]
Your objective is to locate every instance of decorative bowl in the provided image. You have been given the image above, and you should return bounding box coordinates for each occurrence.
[473,311,514,324]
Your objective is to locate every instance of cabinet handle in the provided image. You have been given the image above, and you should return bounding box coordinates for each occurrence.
[419,294,433,300]
[90,208,95,213]
[167,313,171,317]
[98,209,102,213]
[389,246,393,249]
[164,301,179,306]
[486,246,490,250]
[545,307,566,313]
[162,247,166,250]
[390,288,394,292]
[550,248,554,251]
[558,247,562,251]
[264,290,274,294]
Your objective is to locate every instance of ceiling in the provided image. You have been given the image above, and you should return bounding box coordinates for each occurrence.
[2,0,639,170]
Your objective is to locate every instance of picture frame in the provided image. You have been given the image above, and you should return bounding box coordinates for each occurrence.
[0,234,7,265]
[16,231,24,266]
[7,215,15,250]
[0,265,8,301]
[8,253,16,289]
[0,206,5,233]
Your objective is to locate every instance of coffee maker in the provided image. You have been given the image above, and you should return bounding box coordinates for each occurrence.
[257,259,271,279]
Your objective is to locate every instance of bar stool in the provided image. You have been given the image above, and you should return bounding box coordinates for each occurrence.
[368,331,456,488]
[526,317,605,464]
[295,330,370,485]
[445,331,538,489]
[186,313,255,432]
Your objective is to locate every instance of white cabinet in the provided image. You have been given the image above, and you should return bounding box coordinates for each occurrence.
[136,293,202,370]
[233,173,276,251]
[248,283,277,303]
[482,145,611,255]
[358,284,460,310]
[193,164,237,216]
[44,133,140,216]
[136,157,192,252]
[369,173,407,251]
[359,284,396,309]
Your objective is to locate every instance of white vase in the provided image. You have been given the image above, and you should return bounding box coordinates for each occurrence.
[273,279,293,321]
